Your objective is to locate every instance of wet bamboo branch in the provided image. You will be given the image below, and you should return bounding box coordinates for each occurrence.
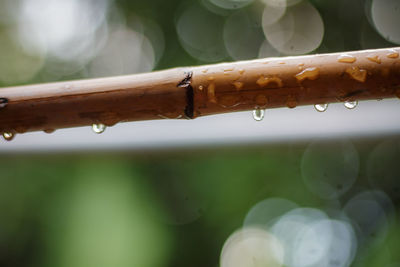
[0,47,399,135]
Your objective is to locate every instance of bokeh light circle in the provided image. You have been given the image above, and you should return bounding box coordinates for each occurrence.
[271,208,329,267]
[176,2,228,62]
[0,31,44,84]
[261,0,304,8]
[367,140,400,201]
[258,40,281,58]
[262,1,324,55]
[344,191,389,247]
[304,219,357,267]
[209,0,254,10]
[301,140,359,200]
[262,0,287,26]
[244,198,298,229]
[371,0,400,44]
[220,228,284,267]
[224,9,265,60]
[18,0,110,61]
[89,27,155,77]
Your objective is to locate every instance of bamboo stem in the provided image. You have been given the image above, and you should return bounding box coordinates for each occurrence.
[0,47,399,135]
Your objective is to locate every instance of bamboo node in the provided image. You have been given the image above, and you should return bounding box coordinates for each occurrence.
[0,98,8,109]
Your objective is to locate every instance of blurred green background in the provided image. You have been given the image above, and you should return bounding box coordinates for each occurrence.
[0,0,398,86]
[1,0,400,266]
[2,139,400,267]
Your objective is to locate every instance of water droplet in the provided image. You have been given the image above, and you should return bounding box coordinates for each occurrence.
[3,132,14,141]
[344,101,358,109]
[338,54,357,63]
[0,98,8,109]
[238,69,245,75]
[232,81,244,90]
[314,103,328,112]
[158,114,183,120]
[345,67,367,82]
[387,49,399,59]
[255,94,268,107]
[252,108,265,121]
[15,126,27,134]
[286,95,297,108]
[92,123,106,134]
[207,83,217,103]
[295,67,320,82]
[219,95,241,108]
[224,67,234,72]
[44,129,55,134]
[198,85,204,91]
[256,76,283,87]
[366,55,381,64]
[395,88,400,99]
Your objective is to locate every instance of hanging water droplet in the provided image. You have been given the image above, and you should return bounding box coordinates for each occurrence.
[44,129,55,134]
[286,95,297,109]
[344,101,358,109]
[3,132,14,141]
[396,89,400,99]
[92,123,106,134]
[314,103,328,112]
[252,108,265,121]
[0,98,8,109]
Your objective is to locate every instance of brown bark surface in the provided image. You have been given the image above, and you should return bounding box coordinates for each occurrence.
[0,47,399,134]
[191,47,400,117]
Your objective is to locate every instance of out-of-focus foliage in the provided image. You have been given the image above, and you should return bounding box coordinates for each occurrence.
[1,139,400,266]
[0,0,398,86]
